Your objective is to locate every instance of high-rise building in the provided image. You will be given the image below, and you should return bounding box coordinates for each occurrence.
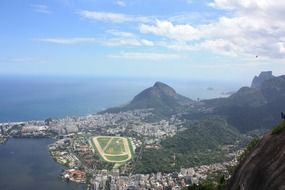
[0,125,4,135]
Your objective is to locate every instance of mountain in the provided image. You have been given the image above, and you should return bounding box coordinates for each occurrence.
[204,72,285,132]
[251,71,275,89]
[103,81,193,115]
[102,72,285,133]
[206,87,267,108]
[227,87,267,107]
[227,121,285,190]
[129,82,192,109]
[260,75,285,101]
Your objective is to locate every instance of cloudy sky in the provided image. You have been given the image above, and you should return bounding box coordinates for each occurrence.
[1,0,285,82]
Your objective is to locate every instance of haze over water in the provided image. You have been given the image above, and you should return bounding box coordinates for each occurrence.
[0,76,242,123]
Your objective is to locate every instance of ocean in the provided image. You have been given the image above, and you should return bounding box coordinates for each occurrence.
[0,76,243,122]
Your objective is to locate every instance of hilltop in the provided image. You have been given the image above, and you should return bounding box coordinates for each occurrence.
[129,82,193,110]
[103,81,193,116]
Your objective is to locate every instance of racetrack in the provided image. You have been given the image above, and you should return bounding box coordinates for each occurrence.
[91,136,132,163]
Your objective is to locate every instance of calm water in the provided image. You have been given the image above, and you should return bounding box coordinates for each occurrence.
[0,76,243,122]
[0,138,86,190]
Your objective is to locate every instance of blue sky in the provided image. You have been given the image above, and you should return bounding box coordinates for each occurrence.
[1,0,285,82]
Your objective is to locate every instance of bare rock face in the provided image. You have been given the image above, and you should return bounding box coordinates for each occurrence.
[227,127,285,190]
[251,71,275,89]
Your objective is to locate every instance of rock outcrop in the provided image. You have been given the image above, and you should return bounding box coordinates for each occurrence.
[227,123,285,190]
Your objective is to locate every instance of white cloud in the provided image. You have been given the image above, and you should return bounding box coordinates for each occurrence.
[137,1,285,59]
[36,31,154,47]
[30,4,51,14]
[209,0,285,12]
[102,30,154,46]
[278,42,285,54]
[39,1,285,59]
[116,0,126,7]
[37,37,97,44]
[206,0,285,58]
[209,0,285,24]
[165,39,242,57]
[79,10,131,23]
[198,39,242,56]
[140,20,201,42]
[79,10,151,23]
[102,38,152,47]
[109,52,181,61]
[141,39,154,46]
[106,30,135,38]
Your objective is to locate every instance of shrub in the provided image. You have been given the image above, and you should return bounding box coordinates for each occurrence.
[271,120,285,135]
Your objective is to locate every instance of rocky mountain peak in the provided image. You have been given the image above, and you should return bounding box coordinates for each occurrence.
[152,81,176,96]
[251,71,275,89]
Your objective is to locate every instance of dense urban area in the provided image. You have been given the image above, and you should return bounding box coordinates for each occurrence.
[0,109,244,190]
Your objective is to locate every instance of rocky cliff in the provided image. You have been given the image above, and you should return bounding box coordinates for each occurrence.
[227,121,285,190]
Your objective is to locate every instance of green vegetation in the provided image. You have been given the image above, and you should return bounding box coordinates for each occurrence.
[135,117,246,173]
[105,155,129,162]
[135,149,227,174]
[97,137,110,149]
[91,136,133,164]
[162,117,242,153]
[271,120,285,135]
[88,138,113,170]
[92,151,114,170]
[105,138,125,154]
[85,173,93,184]
[183,176,226,190]
[128,138,135,158]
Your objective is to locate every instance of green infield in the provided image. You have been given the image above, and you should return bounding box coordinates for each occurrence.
[97,137,110,149]
[104,138,126,155]
[91,136,133,163]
